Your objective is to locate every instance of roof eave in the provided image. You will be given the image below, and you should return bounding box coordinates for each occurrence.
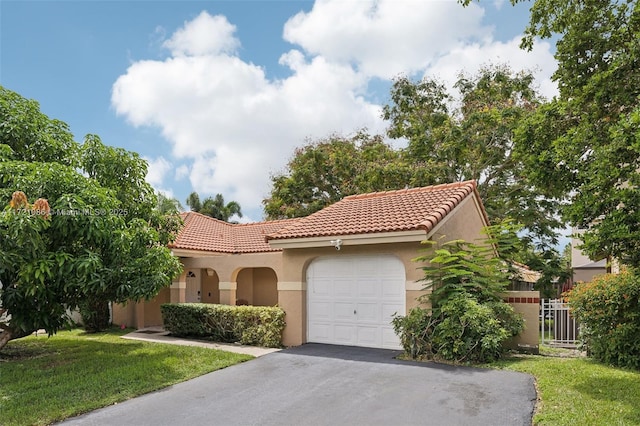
[267,229,428,250]
[171,248,228,257]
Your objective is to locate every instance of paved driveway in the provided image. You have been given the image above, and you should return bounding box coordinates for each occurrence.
[60,344,536,426]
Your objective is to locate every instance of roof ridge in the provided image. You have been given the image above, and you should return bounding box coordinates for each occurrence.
[233,217,301,227]
[342,180,476,200]
[182,211,300,228]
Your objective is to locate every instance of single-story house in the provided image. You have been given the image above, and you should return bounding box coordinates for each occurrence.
[113,180,539,350]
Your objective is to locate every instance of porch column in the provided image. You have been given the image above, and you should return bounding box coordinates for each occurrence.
[277,281,306,346]
[219,281,237,305]
[171,271,187,303]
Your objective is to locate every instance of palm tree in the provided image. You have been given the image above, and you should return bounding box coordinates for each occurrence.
[186,191,243,222]
[156,192,183,214]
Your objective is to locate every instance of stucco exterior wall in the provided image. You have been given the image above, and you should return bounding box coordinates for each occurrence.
[201,271,220,304]
[112,302,135,328]
[236,268,254,303]
[503,291,540,353]
[253,268,278,306]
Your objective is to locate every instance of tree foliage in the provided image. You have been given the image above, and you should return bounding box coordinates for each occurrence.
[0,86,182,348]
[465,0,640,267]
[186,192,242,222]
[384,64,562,247]
[263,131,414,219]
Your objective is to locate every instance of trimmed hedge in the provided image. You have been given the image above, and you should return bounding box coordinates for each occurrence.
[161,303,286,348]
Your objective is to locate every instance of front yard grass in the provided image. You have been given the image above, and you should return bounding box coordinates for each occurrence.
[490,348,640,425]
[0,328,253,426]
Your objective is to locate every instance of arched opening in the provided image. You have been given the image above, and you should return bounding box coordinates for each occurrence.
[236,267,278,306]
[201,268,220,304]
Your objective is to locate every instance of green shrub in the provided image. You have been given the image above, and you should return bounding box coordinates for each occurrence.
[394,297,523,364]
[393,222,525,364]
[392,307,436,359]
[567,269,640,369]
[161,303,286,348]
[432,295,522,363]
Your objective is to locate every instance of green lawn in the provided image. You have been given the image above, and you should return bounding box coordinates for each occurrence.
[491,349,640,425]
[0,328,253,426]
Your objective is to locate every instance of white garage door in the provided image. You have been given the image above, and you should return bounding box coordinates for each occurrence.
[307,255,406,349]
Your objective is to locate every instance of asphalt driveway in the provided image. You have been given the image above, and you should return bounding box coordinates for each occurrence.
[60,344,536,426]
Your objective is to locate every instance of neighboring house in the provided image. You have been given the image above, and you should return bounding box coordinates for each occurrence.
[571,228,608,283]
[113,180,539,350]
[509,262,541,292]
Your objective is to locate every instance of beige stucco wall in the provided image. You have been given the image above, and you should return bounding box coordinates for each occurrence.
[143,287,170,326]
[236,268,254,304]
[112,302,135,328]
[201,271,220,304]
[276,194,487,346]
[503,291,540,353]
[253,268,278,306]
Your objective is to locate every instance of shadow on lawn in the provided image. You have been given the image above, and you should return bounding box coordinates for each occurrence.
[572,375,640,424]
[1,329,247,426]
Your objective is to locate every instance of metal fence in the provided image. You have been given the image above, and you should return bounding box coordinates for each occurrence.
[540,298,580,348]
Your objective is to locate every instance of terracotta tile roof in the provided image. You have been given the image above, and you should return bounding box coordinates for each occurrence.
[266,181,483,241]
[169,212,299,253]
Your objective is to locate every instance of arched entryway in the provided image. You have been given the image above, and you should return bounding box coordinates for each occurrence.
[236,267,278,306]
[201,269,220,304]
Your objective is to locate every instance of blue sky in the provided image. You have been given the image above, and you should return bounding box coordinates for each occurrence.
[0,0,557,222]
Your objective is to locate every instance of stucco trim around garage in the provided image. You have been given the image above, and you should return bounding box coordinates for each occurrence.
[267,229,428,249]
[405,280,426,291]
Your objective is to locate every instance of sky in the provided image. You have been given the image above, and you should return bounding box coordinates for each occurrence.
[0,0,558,223]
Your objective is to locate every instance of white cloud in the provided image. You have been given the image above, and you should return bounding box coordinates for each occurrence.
[425,36,558,100]
[144,156,172,188]
[162,12,240,57]
[175,164,189,180]
[283,0,490,79]
[112,5,557,220]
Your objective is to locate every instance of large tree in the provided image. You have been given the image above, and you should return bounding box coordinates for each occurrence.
[186,192,242,222]
[383,64,563,247]
[263,131,414,219]
[0,87,182,349]
[467,1,640,267]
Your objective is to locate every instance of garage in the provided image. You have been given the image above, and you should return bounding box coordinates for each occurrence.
[306,254,406,349]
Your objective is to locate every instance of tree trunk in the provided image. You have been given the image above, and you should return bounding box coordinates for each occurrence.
[80,298,111,332]
[0,327,35,352]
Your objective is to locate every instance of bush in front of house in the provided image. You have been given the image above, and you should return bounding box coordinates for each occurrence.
[393,295,523,363]
[393,224,525,364]
[161,303,286,348]
[567,269,640,370]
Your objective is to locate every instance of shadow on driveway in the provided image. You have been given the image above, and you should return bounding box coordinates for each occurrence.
[283,343,504,374]
[60,343,536,426]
